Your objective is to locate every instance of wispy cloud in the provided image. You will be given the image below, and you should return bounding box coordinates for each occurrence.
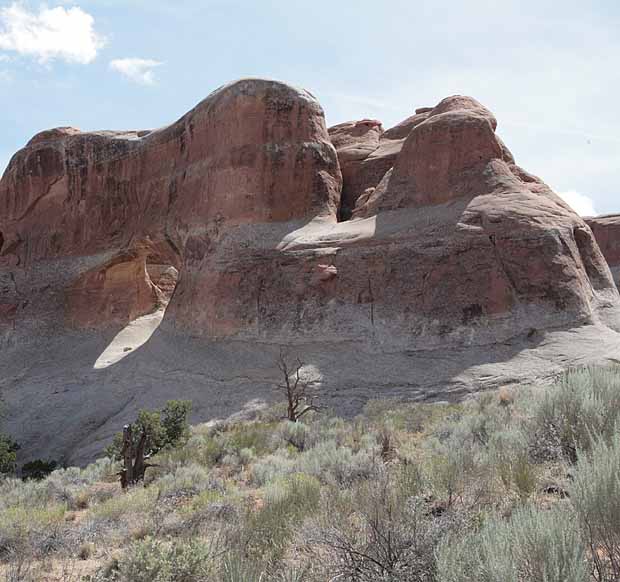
[558,190,597,217]
[0,3,104,64]
[109,57,162,85]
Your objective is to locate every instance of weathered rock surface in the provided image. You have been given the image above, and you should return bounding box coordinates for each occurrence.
[328,110,432,219]
[2,80,620,464]
[326,95,618,344]
[586,214,620,287]
[147,264,179,306]
[0,79,341,339]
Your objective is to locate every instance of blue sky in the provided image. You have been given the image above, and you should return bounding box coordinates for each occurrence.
[0,0,618,216]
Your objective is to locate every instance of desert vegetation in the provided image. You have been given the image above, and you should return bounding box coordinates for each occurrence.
[2,366,620,580]
[0,403,19,478]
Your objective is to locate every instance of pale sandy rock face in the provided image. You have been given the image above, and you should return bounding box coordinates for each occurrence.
[2,81,620,464]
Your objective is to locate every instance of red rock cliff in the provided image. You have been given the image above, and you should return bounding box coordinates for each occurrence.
[1,81,618,350]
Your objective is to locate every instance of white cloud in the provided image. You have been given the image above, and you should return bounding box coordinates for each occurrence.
[109,57,162,85]
[0,2,104,64]
[558,190,597,217]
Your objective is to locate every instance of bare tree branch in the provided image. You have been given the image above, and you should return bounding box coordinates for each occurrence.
[275,349,323,422]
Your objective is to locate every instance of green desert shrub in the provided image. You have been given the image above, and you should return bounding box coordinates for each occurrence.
[301,470,458,581]
[0,503,67,559]
[266,473,321,516]
[436,505,588,582]
[108,536,217,582]
[0,433,19,476]
[303,415,377,453]
[571,433,620,581]
[432,392,510,448]
[269,566,308,582]
[396,459,425,499]
[40,458,117,509]
[227,422,275,457]
[528,366,620,462]
[508,453,538,501]
[90,485,158,524]
[364,399,464,434]
[296,440,377,484]
[244,473,321,562]
[276,420,308,451]
[155,462,211,497]
[488,428,538,500]
[423,436,478,507]
[154,432,226,473]
[252,440,377,487]
[106,400,192,461]
[191,434,228,466]
[251,449,296,485]
[21,459,58,481]
[0,477,47,510]
[154,420,277,477]
[220,553,264,582]
[78,457,118,483]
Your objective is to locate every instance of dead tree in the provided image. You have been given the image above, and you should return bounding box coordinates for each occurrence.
[119,424,157,489]
[276,351,322,422]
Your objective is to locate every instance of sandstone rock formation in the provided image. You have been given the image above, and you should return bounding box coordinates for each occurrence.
[586,215,620,288]
[0,79,341,340]
[2,79,620,464]
[324,95,618,344]
[327,108,434,220]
